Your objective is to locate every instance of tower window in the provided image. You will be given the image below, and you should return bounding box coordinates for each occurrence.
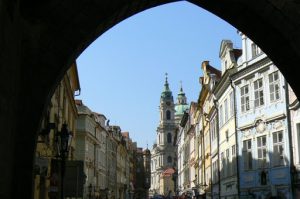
[167,156,172,163]
[166,110,171,120]
[167,133,172,143]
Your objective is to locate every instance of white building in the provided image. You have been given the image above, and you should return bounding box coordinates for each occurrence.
[75,100,109,198]
[214,40,242,199]
[176,102,197,197]
[288,84,300,198]
[232,33,292,199]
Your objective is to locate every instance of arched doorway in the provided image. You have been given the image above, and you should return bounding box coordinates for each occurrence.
[1,1,300,198]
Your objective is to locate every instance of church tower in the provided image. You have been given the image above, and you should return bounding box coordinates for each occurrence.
[150,74,187,196]
[175,82,189,125]
[157,73,176,148]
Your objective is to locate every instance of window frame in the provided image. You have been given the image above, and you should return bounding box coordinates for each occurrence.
[269,71,281,102]
[241,85,250,113]
[257,135,268,168]
[224,98,228,122]
[242,139,253,170]
[219,104,223,126]
[272,131,284,166]
[254,78,264,108]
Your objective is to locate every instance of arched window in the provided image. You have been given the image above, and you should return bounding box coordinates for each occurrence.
[166,110,171,120]
[167,133,172,143]
[168,156,172,163]
[159,134,161,144]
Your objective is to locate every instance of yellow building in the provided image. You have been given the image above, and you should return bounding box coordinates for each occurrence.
[197,61,221,198]
[215,40,241,198]
[34,63,80,199]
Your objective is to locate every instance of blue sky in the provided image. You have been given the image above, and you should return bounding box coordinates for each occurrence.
[76,1,241,149]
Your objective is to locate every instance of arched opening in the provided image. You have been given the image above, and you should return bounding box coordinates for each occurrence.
[167,133,172,144]
[166,110,171,120]
[1,1,300,198]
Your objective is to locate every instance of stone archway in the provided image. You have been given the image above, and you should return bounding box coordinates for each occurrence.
[0,1,300,198]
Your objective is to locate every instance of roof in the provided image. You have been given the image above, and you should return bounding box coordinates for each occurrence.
[206,64,221,79]
[75,99,83,105]
[162,167,175,177]
[233,49,242,61]
[122,132,129,138]
[175,104,189,116]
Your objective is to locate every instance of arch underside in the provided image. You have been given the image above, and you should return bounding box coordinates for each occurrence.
[0,0,300,198]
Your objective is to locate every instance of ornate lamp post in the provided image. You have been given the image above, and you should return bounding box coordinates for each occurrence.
[56,123,72,199]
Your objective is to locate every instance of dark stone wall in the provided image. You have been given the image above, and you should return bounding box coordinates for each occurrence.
[0,0,300,198]
[0,1,24,198]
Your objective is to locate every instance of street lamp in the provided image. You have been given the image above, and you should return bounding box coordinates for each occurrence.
[55,123,73,199]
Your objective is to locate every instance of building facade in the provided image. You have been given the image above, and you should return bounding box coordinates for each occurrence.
[34,63,80,199]
[233,33,292,199]
[75,100,110,199]
[214,40,241,199]
[199,61,221,199]
[177,102,197,198]
[289,85,300,198]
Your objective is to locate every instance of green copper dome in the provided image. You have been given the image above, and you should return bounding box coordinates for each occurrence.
[175,104,189,116]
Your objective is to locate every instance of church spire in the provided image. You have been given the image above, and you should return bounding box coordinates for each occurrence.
[177,81,187,105]
[161,73,173,102]
[179,80,183,93]
[164,73,170,92]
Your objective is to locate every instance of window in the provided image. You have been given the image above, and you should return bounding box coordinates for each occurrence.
[224,99,228,122]
[221,152,225,178]
[232,145,236,174]
[273,131,284,166]
[212,160,218,183]
[211,117,217,142]
[225,130,229,142]
[257,136,268,168]
[166,110,171,120]
[251,43,260,57]
[167,156,172,163]
[226,148,230,176]
[158,134,161,145]
[254,79,264,107]
[219,104,223,126]
[241,85,250,112]
[230,92,234,117]
[243,139,252,170]
[167,133,172,143]
[269,71,281,102]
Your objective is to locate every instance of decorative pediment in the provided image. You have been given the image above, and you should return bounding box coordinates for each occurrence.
[219,40,233,59]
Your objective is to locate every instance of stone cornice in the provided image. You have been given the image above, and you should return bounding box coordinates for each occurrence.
[238,113,286,131]
[290,99,300,110]
[231,57,271,82]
